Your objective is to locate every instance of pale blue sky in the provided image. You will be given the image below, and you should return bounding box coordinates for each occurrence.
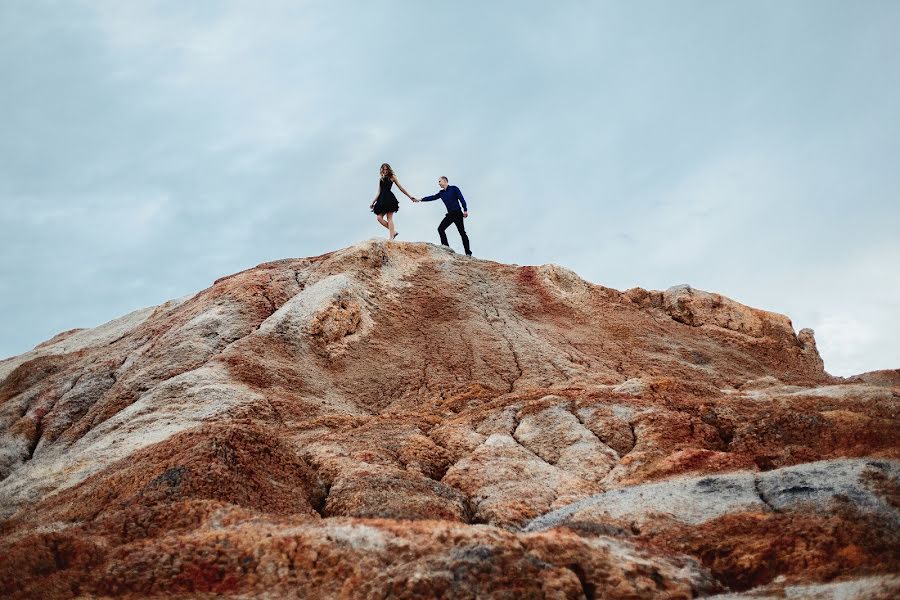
[1,1,898,376]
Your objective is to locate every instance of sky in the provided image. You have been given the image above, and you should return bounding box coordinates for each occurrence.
[1,1,898,376]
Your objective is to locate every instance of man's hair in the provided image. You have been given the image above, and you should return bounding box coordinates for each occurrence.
[440,176,449,183]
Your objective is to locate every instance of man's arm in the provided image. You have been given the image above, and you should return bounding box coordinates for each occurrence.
[420,192,440,202]
[455,186,468,212]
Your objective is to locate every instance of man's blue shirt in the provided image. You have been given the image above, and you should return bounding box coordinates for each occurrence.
[421,185,467,213]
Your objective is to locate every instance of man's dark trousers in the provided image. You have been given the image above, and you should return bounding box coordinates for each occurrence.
[438,210,471,255]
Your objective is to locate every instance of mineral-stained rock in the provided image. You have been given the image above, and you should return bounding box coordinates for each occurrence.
[708,575,900,599]
[1,239,897,598]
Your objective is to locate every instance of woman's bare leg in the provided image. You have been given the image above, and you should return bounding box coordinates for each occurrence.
[387,212,396,239]
[376,215,389,229]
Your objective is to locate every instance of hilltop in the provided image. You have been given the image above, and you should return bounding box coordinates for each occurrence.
[1,240,897,599]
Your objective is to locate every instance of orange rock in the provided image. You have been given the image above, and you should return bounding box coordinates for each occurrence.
[0,240,896,598]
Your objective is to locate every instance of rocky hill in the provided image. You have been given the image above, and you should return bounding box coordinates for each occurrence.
[1,239,897,599]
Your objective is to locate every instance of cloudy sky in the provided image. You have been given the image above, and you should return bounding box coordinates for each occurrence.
[1,1,898,376]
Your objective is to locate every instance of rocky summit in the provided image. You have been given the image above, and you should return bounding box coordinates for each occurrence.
[1,239,897,599]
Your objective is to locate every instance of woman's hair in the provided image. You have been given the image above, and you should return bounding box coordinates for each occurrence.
[380,163,395,179]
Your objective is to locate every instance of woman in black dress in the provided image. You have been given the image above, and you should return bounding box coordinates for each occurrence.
[370,163,415,240]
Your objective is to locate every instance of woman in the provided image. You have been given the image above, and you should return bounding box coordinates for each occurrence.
[370,163,415,240]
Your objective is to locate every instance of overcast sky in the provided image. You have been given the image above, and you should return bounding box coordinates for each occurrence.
[2,1,898,376]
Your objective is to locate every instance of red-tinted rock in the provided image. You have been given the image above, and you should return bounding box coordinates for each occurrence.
[0,240,896,598]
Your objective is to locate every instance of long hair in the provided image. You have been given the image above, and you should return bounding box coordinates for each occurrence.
[380,163,395,180]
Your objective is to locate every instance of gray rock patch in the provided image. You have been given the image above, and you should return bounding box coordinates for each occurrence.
[524,458,900,533]
[524,471,764,531]
[756,459,900,522]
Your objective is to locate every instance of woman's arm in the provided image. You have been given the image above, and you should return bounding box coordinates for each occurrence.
[392,176,415,200]
[371,181,379,207]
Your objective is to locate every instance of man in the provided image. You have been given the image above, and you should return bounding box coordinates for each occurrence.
[414,176,472,256]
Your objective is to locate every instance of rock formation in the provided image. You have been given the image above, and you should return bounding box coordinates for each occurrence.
[1,239,897,599]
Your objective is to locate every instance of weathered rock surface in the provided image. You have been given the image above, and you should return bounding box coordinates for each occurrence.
[709,575,900,599]
[526,458,900,531]
[1,239,897,599]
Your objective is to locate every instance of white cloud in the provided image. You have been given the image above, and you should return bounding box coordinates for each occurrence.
[640,150,786,267]
[799,244,900,376]
[816,315,879,375]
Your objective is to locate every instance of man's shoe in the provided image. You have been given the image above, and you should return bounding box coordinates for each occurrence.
[465,252,473,257]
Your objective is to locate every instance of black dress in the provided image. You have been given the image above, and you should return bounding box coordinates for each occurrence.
[372,176,400,215]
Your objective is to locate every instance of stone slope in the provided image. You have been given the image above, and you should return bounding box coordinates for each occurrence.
[0,239,897,599]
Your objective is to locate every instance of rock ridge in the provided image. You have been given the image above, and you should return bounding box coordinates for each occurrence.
[0,239,897,599]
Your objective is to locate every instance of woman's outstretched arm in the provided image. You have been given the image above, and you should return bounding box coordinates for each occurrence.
[392,176,416,200]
